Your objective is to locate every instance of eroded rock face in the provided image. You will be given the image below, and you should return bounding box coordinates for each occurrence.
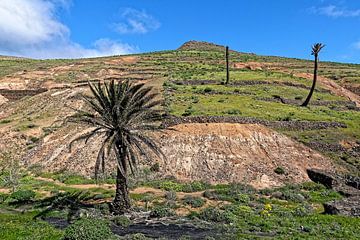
[25,123,334,189]
[155,123,333,188]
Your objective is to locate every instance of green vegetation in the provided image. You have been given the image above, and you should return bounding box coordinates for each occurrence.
[0,171,358,239]
[182,195,206,208]
[64,218,115,240]
[0,212,63,240]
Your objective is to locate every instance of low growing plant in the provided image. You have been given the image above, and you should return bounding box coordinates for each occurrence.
[64,217,115,240]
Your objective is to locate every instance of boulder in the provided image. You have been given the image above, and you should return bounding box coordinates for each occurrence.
[307,169,360,217]
[345,175,360,190]
[324,197,360,217]
[306,169,339,189]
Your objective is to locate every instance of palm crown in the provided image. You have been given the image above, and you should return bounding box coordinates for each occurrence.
[70,80,163,179]
[311,43,325,56]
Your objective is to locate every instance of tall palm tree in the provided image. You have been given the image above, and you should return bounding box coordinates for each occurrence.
[301,43,325,107]
[69,80,164,214]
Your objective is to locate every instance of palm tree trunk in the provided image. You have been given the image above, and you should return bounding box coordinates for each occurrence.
[301,54,318,107]
[225,46,230,84]
[111,144,130,215]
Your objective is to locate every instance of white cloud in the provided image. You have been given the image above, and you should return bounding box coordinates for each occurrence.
[0,0,135,59]
[114,8,160,34]
[311,5,360,17]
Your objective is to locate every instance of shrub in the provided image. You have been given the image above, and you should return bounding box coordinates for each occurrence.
[223,109,241,115]
[274,167,285,175]
[182,195,206,208]
[203,190,218,200]
[165,191,177,201]
[0,193,9,203]
[113,215,132,228]
[182,106,195,116]
[64,218,114,240]
[293,204,313,217]
[235,193,250,204]
[198,207,233,223]
[159,181,183,192]
[150,206,175,218]
[280,191,307,203]
[181,181,208,192]
[149,163,160,172]
[301,182,326,191]
[203,87,212,93]
[10,189,36,203]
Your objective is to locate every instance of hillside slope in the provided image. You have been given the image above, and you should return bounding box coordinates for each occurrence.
[0,41,359,183]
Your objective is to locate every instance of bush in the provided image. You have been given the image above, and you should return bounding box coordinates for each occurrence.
[293,204,313,217]
[280,191,307,203]
[150,206,175,218]
[165,191,177,201]
[113,215,132,228]
[0,193,9,203]
[223,109,241,115]
[203,87,212,93]
[181,181,208,192]
[159,181,183,192]
[149,163,160,172]
[10,189,36,203]
[182,195,206,208]
[301,182,326,191]
[235,193,251,204]
[198,207,233,223]
[274,167,285,175]
[182,106,195,116]
[64,218,114,240]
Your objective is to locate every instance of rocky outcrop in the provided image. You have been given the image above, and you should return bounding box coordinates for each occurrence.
[307,169,360,217]
[324,197,360,217]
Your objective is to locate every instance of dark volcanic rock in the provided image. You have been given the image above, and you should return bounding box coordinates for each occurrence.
[345,175,360,190]
[306,169,339,189]
[307,169,360,217]
[324,197,360,217]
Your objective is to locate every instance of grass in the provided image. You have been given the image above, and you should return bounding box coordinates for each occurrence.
[0,211,63,240]
[0,170,358,239]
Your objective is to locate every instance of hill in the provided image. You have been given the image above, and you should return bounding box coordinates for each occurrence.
[0,40,359,181]
[1,40,360,239]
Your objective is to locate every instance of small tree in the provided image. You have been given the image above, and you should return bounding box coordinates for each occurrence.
[0,151,20,193]
[69,80,164,214]
[301,43,325,107]
[225,46,230,84]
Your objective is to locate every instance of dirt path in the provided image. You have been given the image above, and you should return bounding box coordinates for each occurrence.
[293,72,360,107]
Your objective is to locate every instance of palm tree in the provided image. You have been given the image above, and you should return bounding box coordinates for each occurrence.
[69,80,164,214]
[301,43,325,107]
[225,46,230,84]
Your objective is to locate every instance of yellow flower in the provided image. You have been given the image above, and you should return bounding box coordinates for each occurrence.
[264,203,272,211]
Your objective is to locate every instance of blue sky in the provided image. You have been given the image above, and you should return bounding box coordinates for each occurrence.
[0,0,360,63]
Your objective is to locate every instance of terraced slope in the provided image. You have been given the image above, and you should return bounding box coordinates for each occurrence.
[0,41,359,180]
